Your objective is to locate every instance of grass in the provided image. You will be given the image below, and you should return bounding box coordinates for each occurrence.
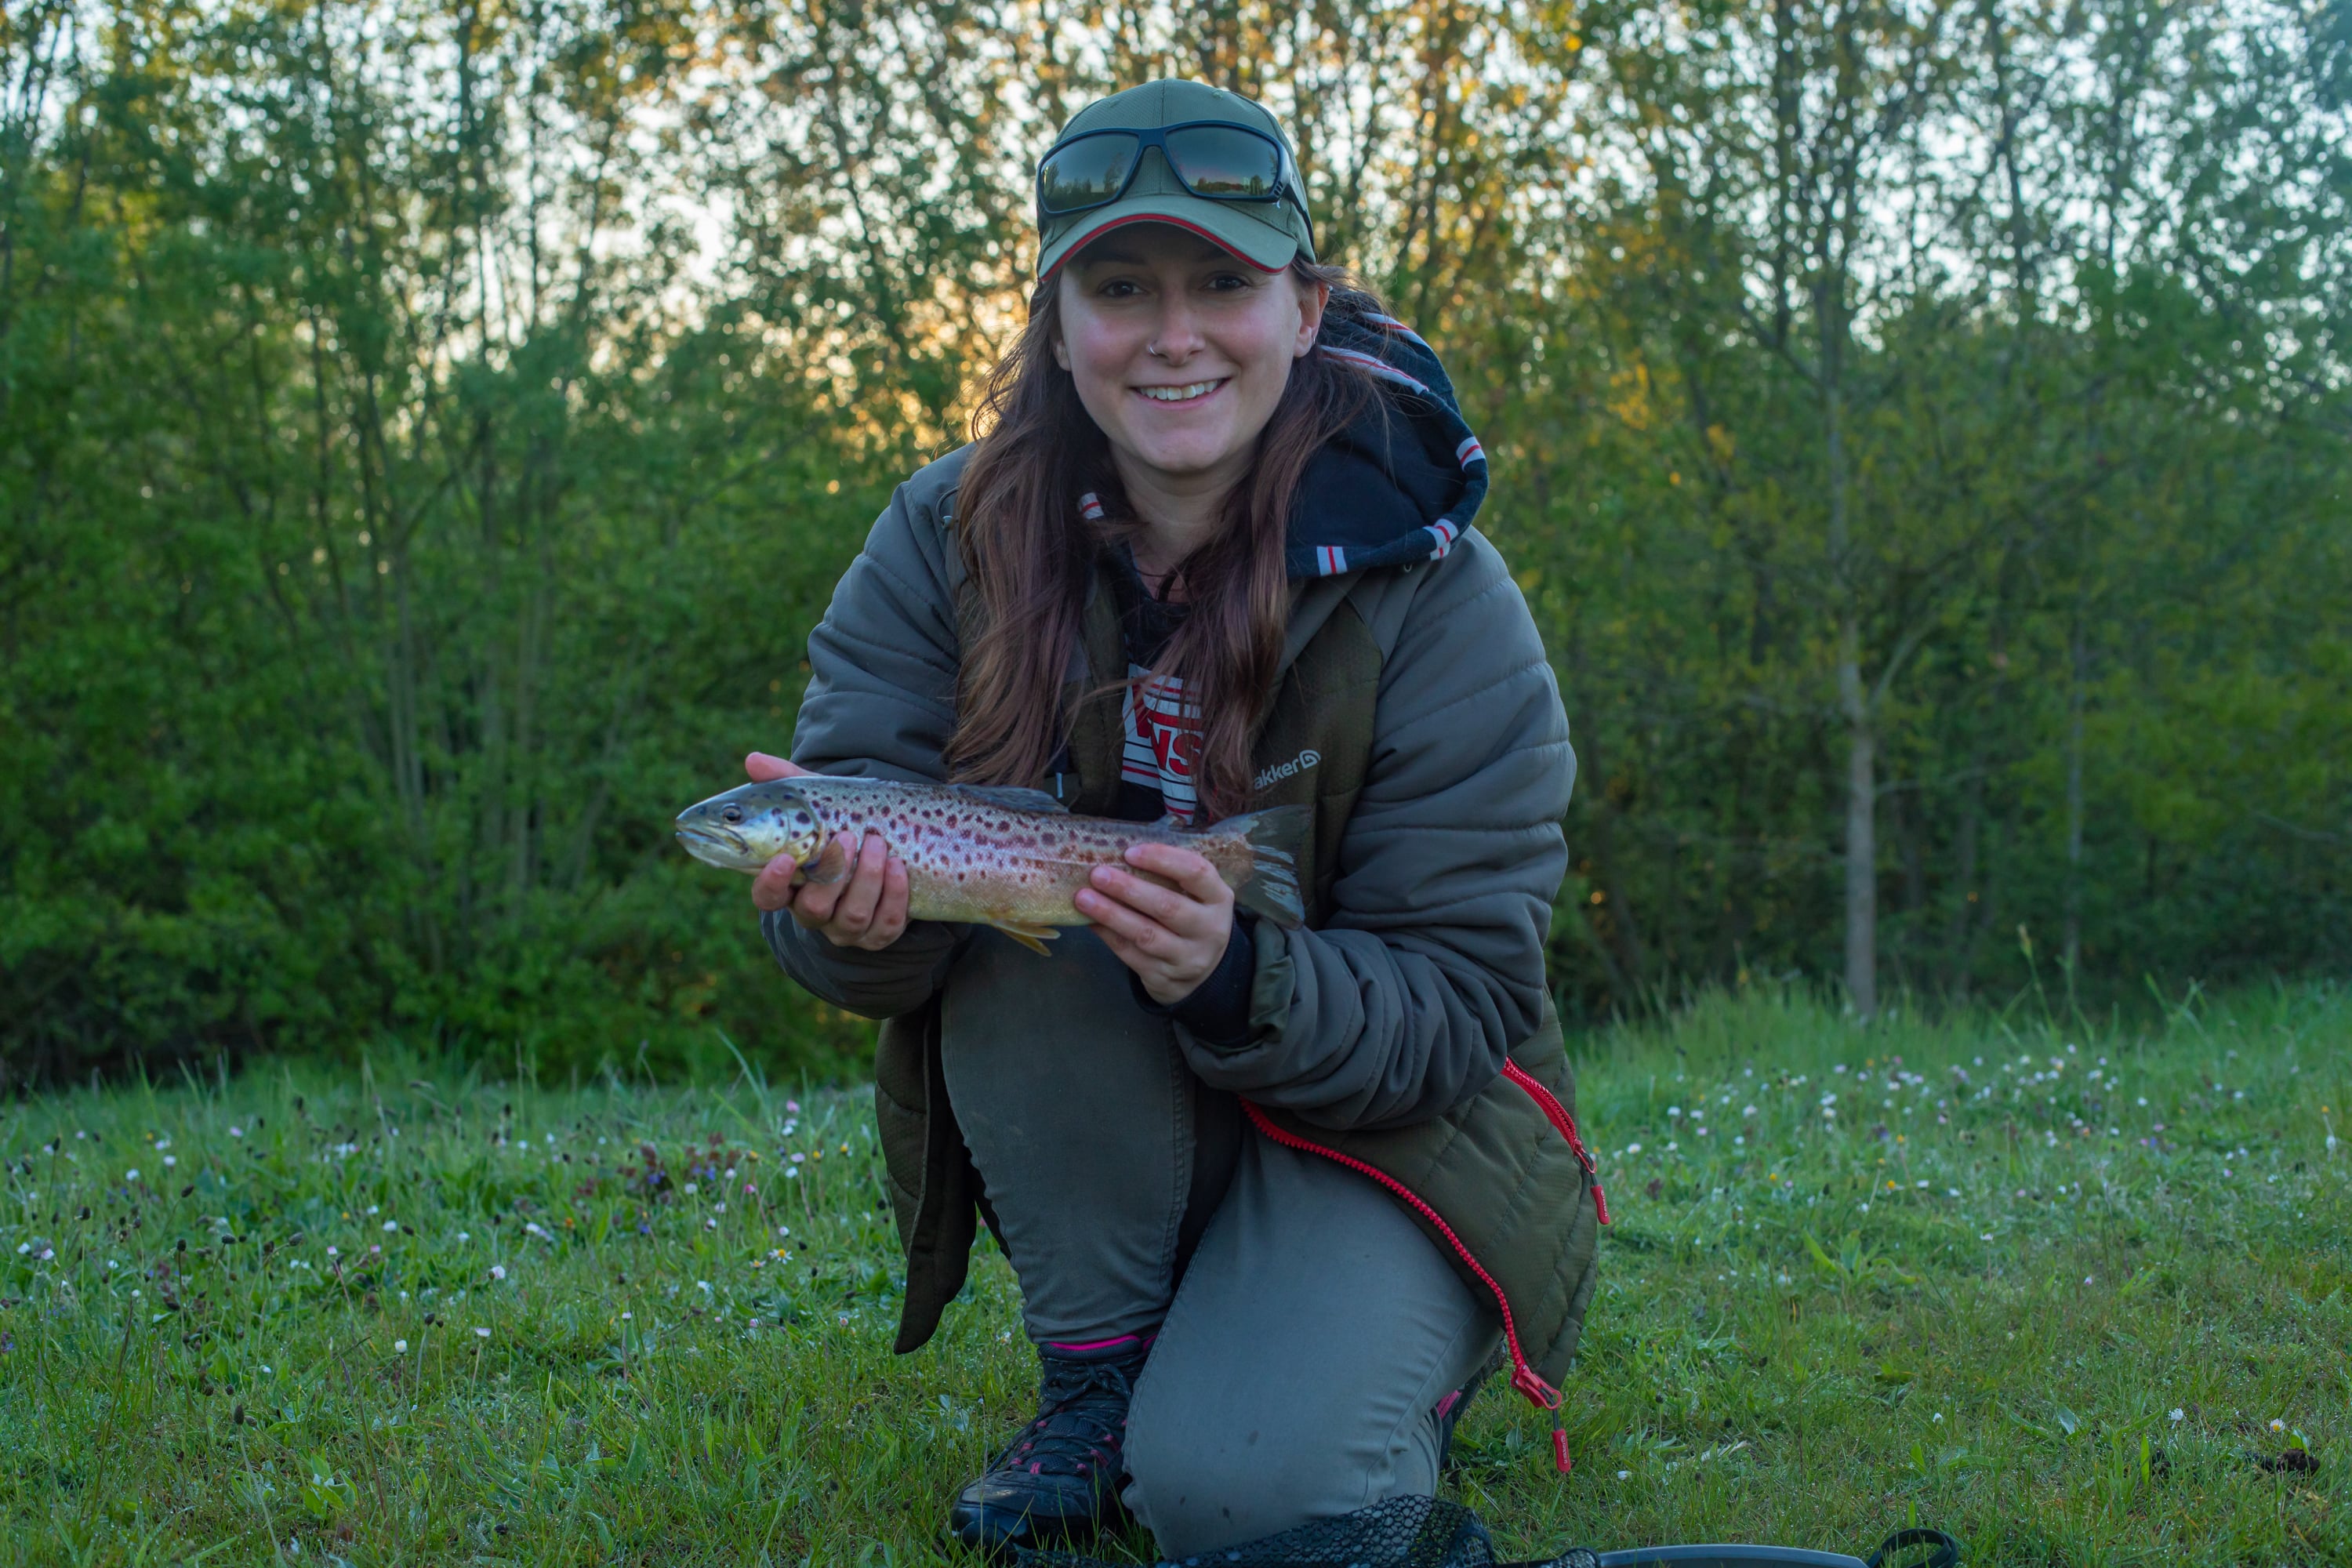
[2,982,2347,1566]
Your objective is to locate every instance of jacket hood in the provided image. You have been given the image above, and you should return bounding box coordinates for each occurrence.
[1286,292,1490,580]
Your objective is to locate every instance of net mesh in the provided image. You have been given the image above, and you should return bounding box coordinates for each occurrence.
[1014,1494,1598,1568]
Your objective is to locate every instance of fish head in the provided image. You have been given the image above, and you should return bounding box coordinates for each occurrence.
[674,781,828,873]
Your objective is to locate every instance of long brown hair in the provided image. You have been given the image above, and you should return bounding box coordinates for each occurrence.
[946,259,1375,820]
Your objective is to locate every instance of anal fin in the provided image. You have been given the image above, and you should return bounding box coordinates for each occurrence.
[987,920,1061,957]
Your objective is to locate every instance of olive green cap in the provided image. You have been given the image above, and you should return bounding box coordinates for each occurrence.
[1034,79,1316,280]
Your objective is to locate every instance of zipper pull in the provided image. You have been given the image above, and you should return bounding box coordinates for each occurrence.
[1590,1178,1612,1227]
[1552,1405,1573,1474]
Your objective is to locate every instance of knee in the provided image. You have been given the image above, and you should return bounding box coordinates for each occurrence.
[1123,1402,1393,1559]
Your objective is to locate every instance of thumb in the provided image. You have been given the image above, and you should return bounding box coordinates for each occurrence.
[746,750,809,782]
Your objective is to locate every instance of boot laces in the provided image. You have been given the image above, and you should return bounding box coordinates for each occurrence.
[996,1355,1141,1479]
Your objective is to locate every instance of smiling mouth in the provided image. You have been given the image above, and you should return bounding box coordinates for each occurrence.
[1134,379,1226,404]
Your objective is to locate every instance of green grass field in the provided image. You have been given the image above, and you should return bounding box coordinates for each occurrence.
[4,984,2347,1566]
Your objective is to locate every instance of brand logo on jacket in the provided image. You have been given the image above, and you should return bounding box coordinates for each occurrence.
[1253,749,1322,793]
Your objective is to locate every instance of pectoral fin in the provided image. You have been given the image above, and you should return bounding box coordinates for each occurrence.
[794,836,853,887]
[987,920,1061,957]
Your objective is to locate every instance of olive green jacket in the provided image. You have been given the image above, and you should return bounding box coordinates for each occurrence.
[764,448,1605,1425]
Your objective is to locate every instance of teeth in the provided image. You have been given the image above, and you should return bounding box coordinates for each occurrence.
[1139,381,1221,402]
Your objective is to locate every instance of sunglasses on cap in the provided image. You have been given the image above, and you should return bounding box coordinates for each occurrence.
[1036,120,1312,233]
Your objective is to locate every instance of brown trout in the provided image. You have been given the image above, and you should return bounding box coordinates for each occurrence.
[674,775,1306,954]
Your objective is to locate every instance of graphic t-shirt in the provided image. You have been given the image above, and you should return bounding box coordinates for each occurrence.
[1120,666,1201,824]
[1107,547,1199,825]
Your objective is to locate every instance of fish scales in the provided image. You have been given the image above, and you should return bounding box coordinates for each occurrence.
[673,775,1307,954]
[800,782,1251,928]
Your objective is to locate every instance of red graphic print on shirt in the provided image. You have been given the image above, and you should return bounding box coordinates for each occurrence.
[1120,664,1200,823]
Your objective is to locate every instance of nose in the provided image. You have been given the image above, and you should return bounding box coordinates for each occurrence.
[1148,293,1207,366]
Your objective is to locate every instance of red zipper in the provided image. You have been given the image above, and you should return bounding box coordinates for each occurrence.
[1500,1061,1613,1228]
[1240,1099,1576,1475]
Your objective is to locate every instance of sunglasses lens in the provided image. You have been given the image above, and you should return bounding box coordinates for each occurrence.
[1163,125,1283,198]
[1040,135,1140,214]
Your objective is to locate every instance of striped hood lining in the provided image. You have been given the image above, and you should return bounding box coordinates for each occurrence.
[1282,292,1490,579]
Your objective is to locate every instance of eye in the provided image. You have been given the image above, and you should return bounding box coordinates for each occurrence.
[720,805,742,824]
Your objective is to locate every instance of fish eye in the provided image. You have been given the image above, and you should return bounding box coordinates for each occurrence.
[720,805,743,823]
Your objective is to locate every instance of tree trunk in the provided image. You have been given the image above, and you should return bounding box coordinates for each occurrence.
[1826,361,1875,1018]
[2062,604,2087,984]
[1842,652,1877,1018]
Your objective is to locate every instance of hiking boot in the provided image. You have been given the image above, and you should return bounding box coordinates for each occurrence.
[948,1337,1152,1558]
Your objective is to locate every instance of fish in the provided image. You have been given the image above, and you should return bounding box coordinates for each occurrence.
[674,775,1308,956]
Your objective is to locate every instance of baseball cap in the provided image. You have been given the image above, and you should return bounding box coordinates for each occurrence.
[1035,79,1317,280]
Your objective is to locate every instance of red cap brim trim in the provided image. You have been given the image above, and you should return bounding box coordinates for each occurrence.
[1041,212,1291,281]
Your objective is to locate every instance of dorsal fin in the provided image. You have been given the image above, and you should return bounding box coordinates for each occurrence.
[949,783,1069,815]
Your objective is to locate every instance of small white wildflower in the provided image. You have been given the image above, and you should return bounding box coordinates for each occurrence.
[163,1156,176,1167]
[2169,1408,2184,1423]
[1932,1413,1944,1423]
[1668,1106,1683,1119]
[474,1327,491,1339]
[367,1205,379,1214]
[327,1246,339,1258]
[491,1265,506,1281]
[1981,1232,1994,1242]
[621,1311,632,1320]
[394,1339,408,1353]
[125,1168,140,1182]
[2270,1418,2286,1432]
[1617,1470,1632,1480]
[1624,1142,1642,1155]
[382,1221,397,1232]
[229,1126,245,1138]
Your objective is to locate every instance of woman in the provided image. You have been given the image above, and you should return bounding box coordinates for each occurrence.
[750,78,1602,1562]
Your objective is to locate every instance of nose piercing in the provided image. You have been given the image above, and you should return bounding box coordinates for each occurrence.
[1147,343,1167,358]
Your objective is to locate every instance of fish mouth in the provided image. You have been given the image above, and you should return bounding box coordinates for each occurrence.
[675,823,751,862]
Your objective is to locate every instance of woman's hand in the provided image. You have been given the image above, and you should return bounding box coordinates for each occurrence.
[1076,842,1233,1004]
[744,751,911,951]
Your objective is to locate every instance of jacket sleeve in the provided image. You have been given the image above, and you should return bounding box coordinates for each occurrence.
[761,468,971,1021]
[1171,533,1574,1130]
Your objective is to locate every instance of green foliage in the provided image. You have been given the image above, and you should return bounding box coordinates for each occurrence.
[2,986,2346,1561]
[2,0,2347,1082]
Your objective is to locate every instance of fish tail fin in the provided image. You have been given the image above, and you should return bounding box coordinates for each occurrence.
[1219,804,1310,929]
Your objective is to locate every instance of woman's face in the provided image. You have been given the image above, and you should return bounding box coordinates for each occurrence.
[1054,225,1326,495]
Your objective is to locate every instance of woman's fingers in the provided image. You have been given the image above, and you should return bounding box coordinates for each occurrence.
[1078,883,1169,953]
[857,852,911,950]
[1124,841,1228,902]
[789,834,856,930]
[751,852,801,913]
[745,751,808,782]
